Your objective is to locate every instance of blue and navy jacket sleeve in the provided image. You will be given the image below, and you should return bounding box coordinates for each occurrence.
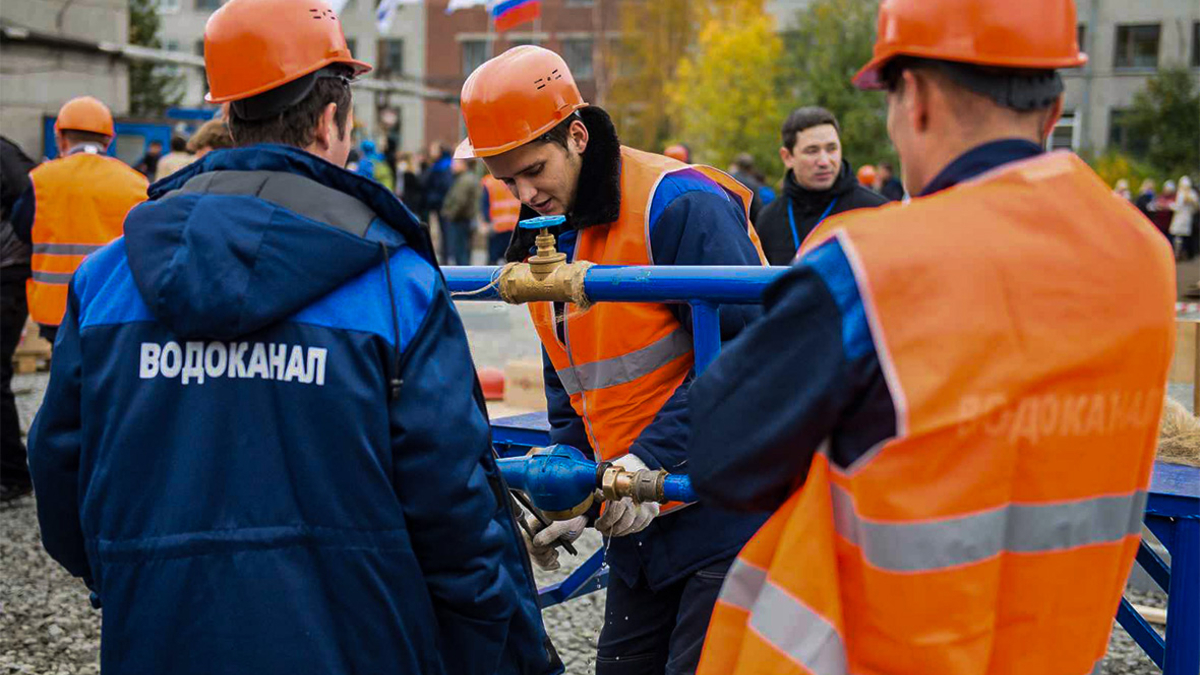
[628,177,766,471]
[388,271,553,674]
[27,284,90,582]
[687,237,895,511]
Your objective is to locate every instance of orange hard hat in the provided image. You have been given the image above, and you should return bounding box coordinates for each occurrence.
[663,144,690,163]
[55,96,114,137]
[857,164,877,187]
[203,0,371,104]
[456,46,588,159]
[478,367,506,401]
[853,0,1088,90]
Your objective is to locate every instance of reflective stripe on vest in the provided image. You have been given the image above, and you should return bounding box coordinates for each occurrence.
[698,153,1176,675]
[556,327,692,396]
[33,243,105,256]
[830,483,1148,573]
[718,559,848,675]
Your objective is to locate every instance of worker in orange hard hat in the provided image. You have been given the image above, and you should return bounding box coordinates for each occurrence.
[10,96,147,344]
[855,163,876,187]
[689,1,1175,674]
[663,143,690,163]
[26,1,560,673]
[459,45,768,674]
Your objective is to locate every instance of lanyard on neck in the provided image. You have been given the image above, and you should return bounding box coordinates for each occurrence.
[788,197,839,251]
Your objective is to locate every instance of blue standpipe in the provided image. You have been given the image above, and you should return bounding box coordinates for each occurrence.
[498,445,697,516]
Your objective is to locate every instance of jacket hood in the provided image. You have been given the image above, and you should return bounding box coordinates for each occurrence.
[123,144,433,339]
[782,158,859,213]
[504,105,623,261]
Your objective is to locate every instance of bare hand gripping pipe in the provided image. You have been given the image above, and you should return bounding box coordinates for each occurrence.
[498,445,696,521]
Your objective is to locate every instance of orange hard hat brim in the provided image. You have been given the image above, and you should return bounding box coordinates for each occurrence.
[205,56,372,104]
[455,101,588,160]
[852,47,1089,91]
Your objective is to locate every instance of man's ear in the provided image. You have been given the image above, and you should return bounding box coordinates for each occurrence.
[902,69,931,136]
[568,118,589,155]
[314,102,338,150]
[779,146,793,168]
[1040,96,1065,146]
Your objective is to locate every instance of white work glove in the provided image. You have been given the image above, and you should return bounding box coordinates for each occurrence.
[595,454,660,538]
[522,514,586,571]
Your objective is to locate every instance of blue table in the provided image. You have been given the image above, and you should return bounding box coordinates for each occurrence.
[494,413,1200,671]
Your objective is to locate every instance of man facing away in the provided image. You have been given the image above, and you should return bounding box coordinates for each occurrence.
[689,0,1175,673]
[27,1,560,673]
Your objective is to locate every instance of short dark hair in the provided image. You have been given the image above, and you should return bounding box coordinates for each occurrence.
[227,68,353,148]
[187,118,234,153]
[170,135,187,152]
[149,140,163,149]
[881,57,1061,112]
[878,161,894,173]
[781,107,840,151]
[532,112,581,150]
[60,130,111,147]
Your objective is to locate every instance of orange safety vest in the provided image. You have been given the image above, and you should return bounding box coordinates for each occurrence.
[530,147,766,486]
[27,149,147,326]
[699,152,1176,675]
[483,174,521,233]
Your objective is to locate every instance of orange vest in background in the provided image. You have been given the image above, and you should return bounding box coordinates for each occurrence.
[483,174,520,233]
[699,152,1176,675]
[529,148,765,486]
[27,150,148,326]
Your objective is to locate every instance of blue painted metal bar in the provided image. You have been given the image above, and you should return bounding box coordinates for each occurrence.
[1146,514,1176,551]
[538,548,608,608]
[1136,539,1171,593]
[690,302,721,374]
[1163,517,1200,675]
[1117,597,1165,669]
[443,265,787,304]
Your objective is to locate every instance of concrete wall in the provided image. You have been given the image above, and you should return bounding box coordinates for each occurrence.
[1063,0,1200,154]
[158,0,426,151]
[0,0,130,158]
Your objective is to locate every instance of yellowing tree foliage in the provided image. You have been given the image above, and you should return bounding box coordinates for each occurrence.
[665,0,789,174]
[606,0,705,152]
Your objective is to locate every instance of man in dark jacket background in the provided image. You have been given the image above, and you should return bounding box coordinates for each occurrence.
[26,1,559,673]
[755,106,888,264]
[1,136,37,502]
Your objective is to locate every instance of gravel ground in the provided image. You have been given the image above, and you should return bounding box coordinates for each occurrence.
[0,310,1180,673]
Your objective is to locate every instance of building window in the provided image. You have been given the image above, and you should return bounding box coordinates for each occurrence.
[1193,22,1199,68]
[564,0,594,5]
[1109,109,1149,156]
[378,39,404,76]
[1114,24,1160,69]
[345,38,357,59]
[562,38,594,79]
[195,0,221,10]
[157,0,181,14]
[462,39,490,77]
[509,37,540,48]
[1047,110,1078,151]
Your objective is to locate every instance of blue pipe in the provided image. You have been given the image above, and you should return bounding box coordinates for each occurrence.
[690,301,721,374]
[662,475,696,503]
[443,265,789,304]
[496,445,597,515]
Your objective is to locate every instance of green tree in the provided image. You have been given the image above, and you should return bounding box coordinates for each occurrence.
[782,0,894,172]
[665,0,789,173]
[1124,67,1200,181]
[128,0,184,116]
[606,0,705,152]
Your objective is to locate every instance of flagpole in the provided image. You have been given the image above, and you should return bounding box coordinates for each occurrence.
[487,2,495,57]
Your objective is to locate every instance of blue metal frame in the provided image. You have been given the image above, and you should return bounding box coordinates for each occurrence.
[450,264,1200,673]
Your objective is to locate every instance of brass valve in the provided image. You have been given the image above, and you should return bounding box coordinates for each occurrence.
[529,228,567,280]
[599,463,669,504]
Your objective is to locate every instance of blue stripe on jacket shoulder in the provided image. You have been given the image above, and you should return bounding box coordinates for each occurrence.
[647,169,731,237]
[75,239,154,330]
[801,238,873,361]
[290,244,437,350]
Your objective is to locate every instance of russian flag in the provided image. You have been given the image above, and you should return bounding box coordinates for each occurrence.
[491,0,540,32]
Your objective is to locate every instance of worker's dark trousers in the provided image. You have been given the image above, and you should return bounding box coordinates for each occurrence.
[596,556,732,675]
[1,281,30,490]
